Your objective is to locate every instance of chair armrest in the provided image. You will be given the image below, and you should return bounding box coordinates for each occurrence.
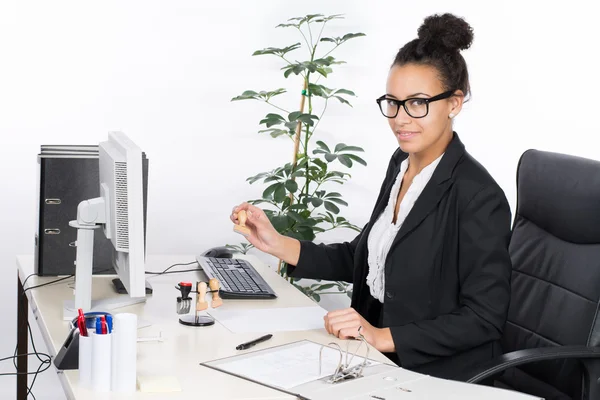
[466,345,600,383]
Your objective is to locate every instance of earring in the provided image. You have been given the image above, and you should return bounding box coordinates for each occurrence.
[449,113,455,119]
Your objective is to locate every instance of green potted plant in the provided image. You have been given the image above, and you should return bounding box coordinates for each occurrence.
[228,13,366,302]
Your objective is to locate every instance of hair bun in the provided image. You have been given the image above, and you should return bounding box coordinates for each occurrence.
[417,13,473,52]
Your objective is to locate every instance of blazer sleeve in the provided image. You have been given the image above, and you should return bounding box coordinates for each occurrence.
[287,148,404,283]
[390,185,512,368]
[287,229,365,283]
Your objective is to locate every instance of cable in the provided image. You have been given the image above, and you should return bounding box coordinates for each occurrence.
[149,268,202,275]
[26,321,51,399]
[23,275,74,293]
[145,261,198,276]
[2,323,52,400]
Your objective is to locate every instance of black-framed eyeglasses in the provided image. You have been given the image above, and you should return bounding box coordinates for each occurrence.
[375,90,456,119]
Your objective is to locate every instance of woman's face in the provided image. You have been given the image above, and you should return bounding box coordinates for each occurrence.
[382,63,462,155]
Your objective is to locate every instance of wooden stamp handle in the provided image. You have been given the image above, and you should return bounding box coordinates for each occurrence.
[196,281,208,313]
[209,278,223,308]
[238,210,247,226]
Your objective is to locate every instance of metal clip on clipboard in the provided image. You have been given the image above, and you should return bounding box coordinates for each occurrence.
[318,327,370,384]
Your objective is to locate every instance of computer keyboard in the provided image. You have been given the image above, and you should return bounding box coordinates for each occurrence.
[196,256,277,299]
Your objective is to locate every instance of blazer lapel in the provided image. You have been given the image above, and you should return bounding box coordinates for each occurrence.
[388,132,466,250]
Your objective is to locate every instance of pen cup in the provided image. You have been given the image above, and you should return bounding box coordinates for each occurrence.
[78,332,92,388]
[91,332,112,392]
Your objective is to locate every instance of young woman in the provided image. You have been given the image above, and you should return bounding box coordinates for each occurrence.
[230,13,512,380]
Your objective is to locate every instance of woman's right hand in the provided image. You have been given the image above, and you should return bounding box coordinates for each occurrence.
[230,202,283,255]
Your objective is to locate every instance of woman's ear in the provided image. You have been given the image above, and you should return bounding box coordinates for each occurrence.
[448,90,465,118]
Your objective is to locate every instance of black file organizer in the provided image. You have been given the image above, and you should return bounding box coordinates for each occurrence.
[54,327,80,370]
[34,145,149,276]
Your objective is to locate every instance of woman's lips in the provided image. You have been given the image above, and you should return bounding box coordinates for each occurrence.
[396,131,419,140]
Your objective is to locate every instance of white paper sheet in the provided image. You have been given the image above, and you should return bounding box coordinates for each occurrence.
[214,341,379,390]
[208,306,327,333]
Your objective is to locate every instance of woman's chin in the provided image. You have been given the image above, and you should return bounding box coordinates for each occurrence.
[396,139,422,154]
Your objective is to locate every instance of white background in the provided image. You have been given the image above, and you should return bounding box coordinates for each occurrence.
[1,1,599,398]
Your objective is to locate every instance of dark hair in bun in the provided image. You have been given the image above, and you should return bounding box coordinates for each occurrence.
[393,13,474,99]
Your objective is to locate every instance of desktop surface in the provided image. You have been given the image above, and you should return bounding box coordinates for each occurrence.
[18,254,541,400]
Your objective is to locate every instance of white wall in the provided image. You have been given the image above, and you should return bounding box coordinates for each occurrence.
[1,1,598,398]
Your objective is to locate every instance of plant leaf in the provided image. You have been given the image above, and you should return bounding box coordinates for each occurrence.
[259,113,286,128]
[342,32,366,42]
[334,95,352,106]
[316,67,332,78]
[288,111,302,122]
[345,154,367,166]
[287,211,305,223]
[273,184,287,202]
[334,143,347,153]
[285,179,298,193]
[325,197,348,206]
[337,145,364,152]
[231,90,259,101]
[271,215,291,232]
[338,154,353,168]
[308,197,323,207]
[324,201,341,214]
[315,283,336,291]
[333,89,356,96]
[262,182,279,199]
[324,153,337,162]
[253,43,301,57]
[315,141,330,152]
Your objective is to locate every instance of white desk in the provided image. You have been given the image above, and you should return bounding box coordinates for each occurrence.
[16,254,539,400]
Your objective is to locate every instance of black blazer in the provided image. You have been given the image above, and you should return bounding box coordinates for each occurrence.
[288,132,512,379]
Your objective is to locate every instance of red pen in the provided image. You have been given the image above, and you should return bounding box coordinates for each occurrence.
[77,308,88,337]
[100,315,107,334]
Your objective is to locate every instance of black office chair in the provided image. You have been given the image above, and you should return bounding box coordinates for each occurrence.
[466,149,600,400]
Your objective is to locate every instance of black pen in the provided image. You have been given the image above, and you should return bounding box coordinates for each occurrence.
[236,334,273,350]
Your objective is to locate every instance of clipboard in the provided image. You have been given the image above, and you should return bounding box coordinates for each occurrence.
[199,339,425,399]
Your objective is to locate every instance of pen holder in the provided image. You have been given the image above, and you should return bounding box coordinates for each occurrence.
[91,332,112,392]
[78,333,92,388]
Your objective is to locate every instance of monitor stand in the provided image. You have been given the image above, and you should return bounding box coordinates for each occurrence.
[64,220,149,321]
[112,278,153,295]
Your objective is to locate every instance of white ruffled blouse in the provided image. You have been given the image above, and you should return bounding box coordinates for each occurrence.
[366,153,444,302]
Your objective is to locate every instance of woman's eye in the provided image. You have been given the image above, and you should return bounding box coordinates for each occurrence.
[410,99,426,106]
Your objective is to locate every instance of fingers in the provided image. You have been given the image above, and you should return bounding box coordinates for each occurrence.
[338,327,361,340]
[324,308,361,338]
[231,202,265,225]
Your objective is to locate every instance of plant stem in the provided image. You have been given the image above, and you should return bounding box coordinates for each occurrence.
[308,98,328,141]
[315,21,326,45]
[297,27,311,52]
[322,44,340,59]
[265,101,289,114]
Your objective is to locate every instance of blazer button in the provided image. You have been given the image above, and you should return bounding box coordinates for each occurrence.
[385,291,394,299]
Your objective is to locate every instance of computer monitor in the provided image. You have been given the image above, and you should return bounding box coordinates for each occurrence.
[63,131,148,319]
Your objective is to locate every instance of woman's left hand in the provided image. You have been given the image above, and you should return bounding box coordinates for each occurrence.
[324,307,377,344]
[324,308,396,353]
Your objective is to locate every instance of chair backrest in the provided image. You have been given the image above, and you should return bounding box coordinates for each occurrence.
[502,149,600,398]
